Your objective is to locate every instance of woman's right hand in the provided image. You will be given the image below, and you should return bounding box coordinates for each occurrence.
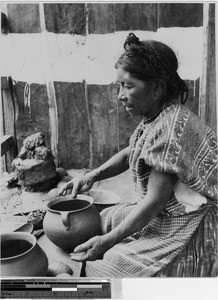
[58,173,95,197]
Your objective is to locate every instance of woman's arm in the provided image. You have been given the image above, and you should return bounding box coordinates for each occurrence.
[105,169,176,245]
[90,146,130,182]
[70,168,177,261]
[59,146,130,196]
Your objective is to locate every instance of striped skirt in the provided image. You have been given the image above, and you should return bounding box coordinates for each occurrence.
[85,203,217,277]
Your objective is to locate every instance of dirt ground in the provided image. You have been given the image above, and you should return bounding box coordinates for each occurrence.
[1,172,23,215]
[1,169,136,215]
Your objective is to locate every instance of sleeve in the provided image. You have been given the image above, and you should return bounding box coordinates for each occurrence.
[140,115,183,175]
[140,108,217,200]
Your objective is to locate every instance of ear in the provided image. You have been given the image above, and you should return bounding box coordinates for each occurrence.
[151,79,165,99]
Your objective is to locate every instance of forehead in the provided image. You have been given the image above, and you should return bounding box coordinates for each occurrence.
[116,68,136,82]
[116,68,149,91]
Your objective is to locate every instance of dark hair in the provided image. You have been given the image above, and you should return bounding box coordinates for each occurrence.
[115,33,189,104]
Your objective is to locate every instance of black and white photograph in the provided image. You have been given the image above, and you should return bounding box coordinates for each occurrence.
[0,1,217,299]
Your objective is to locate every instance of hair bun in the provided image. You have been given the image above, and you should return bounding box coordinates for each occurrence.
[124,33,141,51]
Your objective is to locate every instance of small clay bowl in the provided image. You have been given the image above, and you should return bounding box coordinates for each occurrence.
[14,223,34,234]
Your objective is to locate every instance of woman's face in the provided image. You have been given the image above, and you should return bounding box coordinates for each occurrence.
[116,67,158,117]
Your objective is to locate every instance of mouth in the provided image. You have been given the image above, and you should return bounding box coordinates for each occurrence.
[124,104,134,109]
[125,106,136,115]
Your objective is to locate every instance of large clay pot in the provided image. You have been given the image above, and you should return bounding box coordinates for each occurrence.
[43,194,101,251]
[1,232,48,276]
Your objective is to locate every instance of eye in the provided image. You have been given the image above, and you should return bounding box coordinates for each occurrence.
[123,83,133,89]
[123,83,133,90]
[114,81,133,90]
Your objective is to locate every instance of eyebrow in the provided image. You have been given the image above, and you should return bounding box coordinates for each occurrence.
[116,78,135,84]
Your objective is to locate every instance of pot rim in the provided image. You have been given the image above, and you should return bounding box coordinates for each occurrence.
[46,194,94,214]
[0,232,36,262]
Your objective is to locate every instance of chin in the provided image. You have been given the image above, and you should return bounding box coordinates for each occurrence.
[126,107,139,117]
[128,112,139,117]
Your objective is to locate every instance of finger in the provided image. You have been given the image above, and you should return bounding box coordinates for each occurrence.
[70,251,88,262]
[66,188,72,195]
[58,185,65,195]
[60,189,66,196]
[71,180,81,198]
[79,186,91,194]
[72,242,91,253]
[58,181,73,195]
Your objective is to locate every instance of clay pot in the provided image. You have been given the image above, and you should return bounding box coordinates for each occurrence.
[1,232,48,276]
[43,194,101,251]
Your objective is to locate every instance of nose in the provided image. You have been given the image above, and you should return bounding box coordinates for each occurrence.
[117,86,127,102]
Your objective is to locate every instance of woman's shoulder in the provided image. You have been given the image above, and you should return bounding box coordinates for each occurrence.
[159,102,214,136]
[149,102,190,136]
[161,102,190,120]
[143,101,216,150]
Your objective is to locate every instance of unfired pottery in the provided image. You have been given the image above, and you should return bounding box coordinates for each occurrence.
[43,194,101,251]
[1,232,48,276]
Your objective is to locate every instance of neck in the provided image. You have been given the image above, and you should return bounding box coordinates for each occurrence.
[143,101,165,123]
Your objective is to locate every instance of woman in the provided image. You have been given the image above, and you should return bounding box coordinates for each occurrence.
[59,33,217,277]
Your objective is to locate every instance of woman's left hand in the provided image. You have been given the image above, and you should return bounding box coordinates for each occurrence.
[70,235,112,262]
